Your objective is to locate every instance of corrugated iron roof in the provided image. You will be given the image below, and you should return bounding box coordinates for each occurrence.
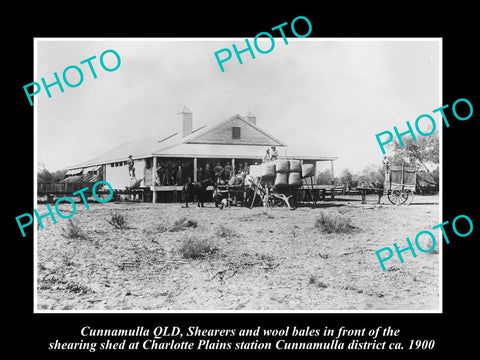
[66,114,335,170]
[60,173,99,184]
[65,168,83,176]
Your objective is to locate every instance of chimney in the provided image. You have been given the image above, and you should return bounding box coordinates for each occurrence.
[246,111,256,125]
[179,105,193,137]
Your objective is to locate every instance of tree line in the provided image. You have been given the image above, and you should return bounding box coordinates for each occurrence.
[37,168,67,183]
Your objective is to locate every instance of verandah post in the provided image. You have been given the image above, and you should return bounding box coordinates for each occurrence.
[152,156,157,203]
[193,158,198,182]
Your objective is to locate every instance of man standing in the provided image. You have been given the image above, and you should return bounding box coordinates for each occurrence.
[175,162,183,186]
[263,148,271,163]
[205,163,214,182]
[214,162,224,177]
[165,162,173,185]
[224,161,233,179]
[127,155,135,178]
[270,146,278,161]
[156,162,164,185]
[244,161,250,175]
[197,164,204,182]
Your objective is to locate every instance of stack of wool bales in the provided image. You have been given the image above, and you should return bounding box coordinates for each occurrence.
[288,159,302,187]
[274,160,289,186]
[255,159,311,188]
[263,159,303,188]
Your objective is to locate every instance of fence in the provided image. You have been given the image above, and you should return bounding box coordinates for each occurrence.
[37,182,93,194]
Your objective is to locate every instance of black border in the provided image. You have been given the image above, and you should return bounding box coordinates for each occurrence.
[9,6,478,358]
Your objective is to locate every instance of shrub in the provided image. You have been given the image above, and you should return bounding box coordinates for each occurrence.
[308,275,328,288]
[62,219,87,239]
[215,224,236,237]
[178,235,217,259]
[169,217,198,232]
[65,281,92,295]
[108,212,129,229]
[314,212,356,233]
[155,224,168,233]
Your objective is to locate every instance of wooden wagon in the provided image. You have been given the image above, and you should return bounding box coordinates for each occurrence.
[384,164,416,205]
[247,178,298,209]
[246,160,316,210]
[211,160,316,210]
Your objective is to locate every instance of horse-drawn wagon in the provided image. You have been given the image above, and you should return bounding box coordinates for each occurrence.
[383,164,416,205]
[241,159,316,210]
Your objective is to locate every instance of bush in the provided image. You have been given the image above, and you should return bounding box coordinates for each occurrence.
[314,212,356,233]
[215,224,236,237]
[178,236,217,259]
[308,275,328,288]
[155,224,168,233]
[169,217,198,232]
[62,219,87,239]
[108,212,129,229]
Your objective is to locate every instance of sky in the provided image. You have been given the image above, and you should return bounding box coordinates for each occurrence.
[35,38,440,175]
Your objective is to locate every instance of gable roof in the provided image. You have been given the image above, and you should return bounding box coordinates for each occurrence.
[67,114,287,169]
[184,114,287,146]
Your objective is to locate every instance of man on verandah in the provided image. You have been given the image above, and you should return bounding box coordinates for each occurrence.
[127,155,135,178]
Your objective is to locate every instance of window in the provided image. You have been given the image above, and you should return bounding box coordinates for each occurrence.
[232,126,241,139]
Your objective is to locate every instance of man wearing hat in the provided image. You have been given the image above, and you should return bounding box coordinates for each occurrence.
[127,155,135,178]
[270,146,278,161]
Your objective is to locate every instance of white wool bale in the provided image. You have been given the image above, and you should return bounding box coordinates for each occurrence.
[261,162,276,178]
[274,172,289,186]
[249,164,261,178]
[289,159,302,172]
[288,172,302,187]
[301,164,315,178]
[274,159,290,173]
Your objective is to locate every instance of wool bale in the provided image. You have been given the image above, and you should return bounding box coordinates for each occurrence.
[274,172,289,186]
[249,164,261,178]
[275,159,290,173]
[288,172,302,187]
[261,162,276,178]
[301,164,315,178]
[289,159,302,172]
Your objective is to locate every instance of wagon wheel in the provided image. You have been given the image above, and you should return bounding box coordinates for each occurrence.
[387,189,403,205]
[400,189,414,205]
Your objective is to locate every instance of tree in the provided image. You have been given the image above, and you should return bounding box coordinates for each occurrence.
[37,168,67,183]
[358,164,384,186]
[339,168,353,185]
[317,169,333,185]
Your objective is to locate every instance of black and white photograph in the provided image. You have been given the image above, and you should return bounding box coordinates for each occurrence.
[8,7,477,356]
[34,38,441,312]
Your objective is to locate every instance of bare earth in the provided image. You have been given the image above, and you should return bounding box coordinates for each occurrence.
[36,195,440,311]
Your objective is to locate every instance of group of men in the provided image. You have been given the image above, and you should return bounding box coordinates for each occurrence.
[127,147,279,187]
[263,146,279,162]
[202,161,250,183]
[155,161,185,186]
[152,160,252,186]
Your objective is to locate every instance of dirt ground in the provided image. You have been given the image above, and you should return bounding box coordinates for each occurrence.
[36,194,440,311]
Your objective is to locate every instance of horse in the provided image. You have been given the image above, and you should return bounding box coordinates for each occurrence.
[182,177,215,207]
